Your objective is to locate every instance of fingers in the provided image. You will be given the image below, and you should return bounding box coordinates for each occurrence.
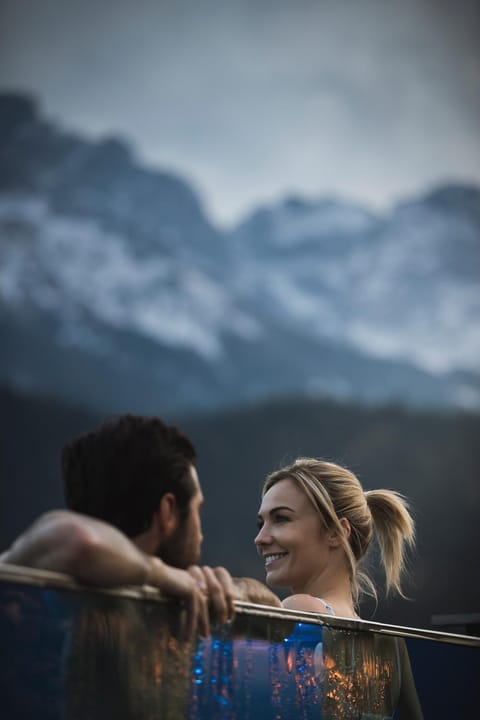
[154,561,210,639]
[185,565,211,638]
[211,566,235,621]
[157,561,237,638]
[188,565,235,626]
[187,564,207,593]
[184,581,210,640]
[202,565,231,626]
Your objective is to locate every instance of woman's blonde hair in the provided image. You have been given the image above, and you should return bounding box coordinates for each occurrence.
[262,458,415,605]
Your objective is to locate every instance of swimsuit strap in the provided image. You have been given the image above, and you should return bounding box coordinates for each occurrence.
[316,598,336,616]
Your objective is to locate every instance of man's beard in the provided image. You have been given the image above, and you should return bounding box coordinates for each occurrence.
[156,514,200,569]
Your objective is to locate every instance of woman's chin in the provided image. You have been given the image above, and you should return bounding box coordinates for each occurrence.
[265,569,287,588]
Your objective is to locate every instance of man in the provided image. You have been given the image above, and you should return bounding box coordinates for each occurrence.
[1,414,280,635]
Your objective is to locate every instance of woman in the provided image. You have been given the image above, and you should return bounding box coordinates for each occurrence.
[255,458,423,719]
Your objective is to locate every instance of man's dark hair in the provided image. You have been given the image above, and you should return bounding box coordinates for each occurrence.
[63,414,197,537]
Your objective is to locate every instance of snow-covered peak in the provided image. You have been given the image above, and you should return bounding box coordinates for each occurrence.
[271,197,378,246]
[0,195,260,359]
[233,195,378,252]
[230,185,480,376]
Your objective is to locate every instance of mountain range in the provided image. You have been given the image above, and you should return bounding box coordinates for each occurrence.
[1,92,479,415]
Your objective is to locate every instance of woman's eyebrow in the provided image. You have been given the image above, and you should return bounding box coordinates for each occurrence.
[258,505,295,519]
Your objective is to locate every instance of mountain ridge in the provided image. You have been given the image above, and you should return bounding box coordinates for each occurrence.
[1,92,479,415]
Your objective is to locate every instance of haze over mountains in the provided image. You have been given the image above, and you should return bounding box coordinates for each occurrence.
[1,92,479,627]
[1,92,479,415]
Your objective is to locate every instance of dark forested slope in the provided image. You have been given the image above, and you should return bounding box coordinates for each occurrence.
[1,386,478,628]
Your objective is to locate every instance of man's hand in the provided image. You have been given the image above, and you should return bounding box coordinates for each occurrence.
[146,557,210,639]
[187,565,235,627]
[232,577,281,607]
[186,568,281,622]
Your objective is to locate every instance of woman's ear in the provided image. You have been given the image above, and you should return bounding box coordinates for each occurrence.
[339,517,351,539]
[327,517,351,547]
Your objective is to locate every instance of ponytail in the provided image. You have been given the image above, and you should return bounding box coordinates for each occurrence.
[364,489,415,597]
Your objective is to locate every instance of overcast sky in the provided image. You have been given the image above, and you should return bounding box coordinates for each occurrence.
[1,0,479,226]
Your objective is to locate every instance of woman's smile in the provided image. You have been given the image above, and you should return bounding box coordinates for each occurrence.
[255,478,331,591]
[263,552,288,568]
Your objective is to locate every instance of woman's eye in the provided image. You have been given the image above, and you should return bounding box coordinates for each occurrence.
[274,515,289,523]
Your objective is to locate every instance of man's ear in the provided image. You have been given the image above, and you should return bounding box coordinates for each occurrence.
[155,492,179,538]
[327,517,351,547]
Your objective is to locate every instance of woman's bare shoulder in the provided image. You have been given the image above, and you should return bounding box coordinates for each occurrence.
[282,594,332,613]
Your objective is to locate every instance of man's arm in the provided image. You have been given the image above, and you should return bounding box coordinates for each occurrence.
[1,510,210,636]
[232,576,281,607]
[2,510,157,585]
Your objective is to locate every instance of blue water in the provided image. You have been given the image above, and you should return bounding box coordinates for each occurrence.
[0,580,478,718]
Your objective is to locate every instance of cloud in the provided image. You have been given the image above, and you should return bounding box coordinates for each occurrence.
[1,0,479,224]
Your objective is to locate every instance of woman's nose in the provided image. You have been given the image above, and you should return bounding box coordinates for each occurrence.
[255,523,271,546]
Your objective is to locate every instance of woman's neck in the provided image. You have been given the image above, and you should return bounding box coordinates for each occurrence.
[296,564,357,618]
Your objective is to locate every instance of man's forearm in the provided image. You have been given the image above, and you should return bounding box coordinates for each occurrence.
[232,577,281,607]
